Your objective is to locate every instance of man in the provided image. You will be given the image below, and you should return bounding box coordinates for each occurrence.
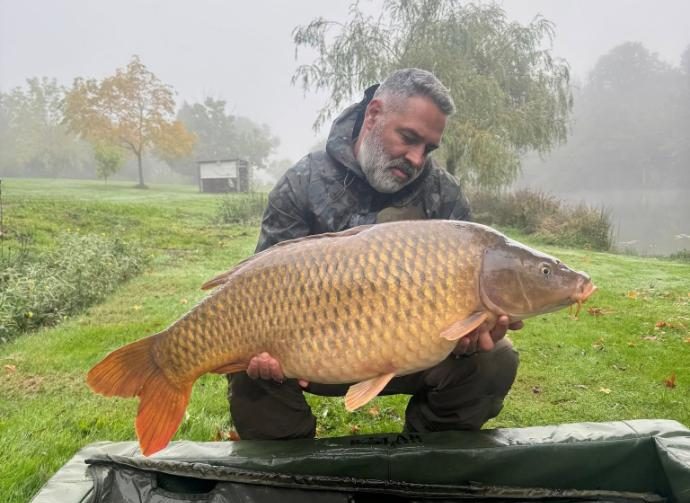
[229,68,521,440]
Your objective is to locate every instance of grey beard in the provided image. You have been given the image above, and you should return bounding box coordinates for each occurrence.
[357,126,416,194]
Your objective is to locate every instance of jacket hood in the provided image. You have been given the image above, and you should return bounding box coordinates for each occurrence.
[324,84,377,180]
[324,84,434,190]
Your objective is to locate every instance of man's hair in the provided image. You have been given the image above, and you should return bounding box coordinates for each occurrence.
[373,68,456,116]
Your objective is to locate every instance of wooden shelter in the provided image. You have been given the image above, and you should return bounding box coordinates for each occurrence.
[198,159,252,193]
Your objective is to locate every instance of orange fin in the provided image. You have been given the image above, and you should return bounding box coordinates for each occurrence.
[211,361,248,374]
[87,335,192,456]
[440,312,488,341]
[344,372,395,412]
[136,374,191,456]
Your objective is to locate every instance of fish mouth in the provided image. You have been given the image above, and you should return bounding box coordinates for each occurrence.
[570,280,597,316]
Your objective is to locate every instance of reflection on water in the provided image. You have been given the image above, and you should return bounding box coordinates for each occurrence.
[549,189,690,256]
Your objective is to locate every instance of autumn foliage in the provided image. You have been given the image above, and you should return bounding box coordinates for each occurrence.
[64,55,195,187]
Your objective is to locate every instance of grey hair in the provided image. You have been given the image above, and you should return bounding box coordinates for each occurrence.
[373,68,456,116]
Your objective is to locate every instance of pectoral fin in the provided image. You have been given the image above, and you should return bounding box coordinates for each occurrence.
[440,312,488,341]
[344,372,396,412]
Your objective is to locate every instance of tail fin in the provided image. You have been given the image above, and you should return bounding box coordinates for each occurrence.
[87,335,192,456]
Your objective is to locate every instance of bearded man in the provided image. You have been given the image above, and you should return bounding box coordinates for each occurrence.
[228,68,522,439]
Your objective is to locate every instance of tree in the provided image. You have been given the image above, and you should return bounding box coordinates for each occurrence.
[0,77,91,177]
[292,0,572,189]
[64,55,195,188]
[165,97,278,180]
[93,142,125,183]
[519,42,689,191]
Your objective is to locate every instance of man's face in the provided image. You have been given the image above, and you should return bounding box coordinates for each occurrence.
[356,95,447,193]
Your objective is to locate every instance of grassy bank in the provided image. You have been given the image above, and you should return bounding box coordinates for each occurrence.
[1,178,689,502]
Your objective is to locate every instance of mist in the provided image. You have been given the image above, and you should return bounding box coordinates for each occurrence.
[1,0,689,254]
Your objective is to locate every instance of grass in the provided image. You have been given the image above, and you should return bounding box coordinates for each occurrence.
[1,178,689,502]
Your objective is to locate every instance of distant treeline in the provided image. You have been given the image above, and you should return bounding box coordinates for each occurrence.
[519,42,690,192]
[0,66,279,184]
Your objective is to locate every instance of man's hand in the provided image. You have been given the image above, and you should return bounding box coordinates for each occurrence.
[453,315,523,356]
[246,352,309,388]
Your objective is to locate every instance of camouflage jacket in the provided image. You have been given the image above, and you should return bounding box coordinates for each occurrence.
[256,85,471,253]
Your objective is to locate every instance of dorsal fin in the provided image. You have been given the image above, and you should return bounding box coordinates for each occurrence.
[201,224,376,290]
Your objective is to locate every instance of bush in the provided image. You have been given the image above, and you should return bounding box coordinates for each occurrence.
[468,188,614,251]
[216,192,268,225]
[469,189,561,233]
[669,249,690,262]
[0,233,145,342]
[535,205,614,251]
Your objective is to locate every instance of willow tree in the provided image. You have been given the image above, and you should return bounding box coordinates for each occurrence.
[64,55,195,188]
[292,0,572,189]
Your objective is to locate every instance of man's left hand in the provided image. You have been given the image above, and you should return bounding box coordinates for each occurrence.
[453,315,523,356]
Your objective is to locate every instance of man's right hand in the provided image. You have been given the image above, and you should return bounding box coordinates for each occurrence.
[247,352,309,388]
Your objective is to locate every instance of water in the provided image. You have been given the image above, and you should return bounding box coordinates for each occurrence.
[549,189,690,256]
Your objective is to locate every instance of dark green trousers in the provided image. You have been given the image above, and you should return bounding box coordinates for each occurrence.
[228,338,519,440]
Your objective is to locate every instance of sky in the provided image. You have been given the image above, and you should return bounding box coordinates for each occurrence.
[1,0,689,163]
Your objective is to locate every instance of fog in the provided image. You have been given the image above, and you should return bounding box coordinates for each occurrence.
[1,0,689,254]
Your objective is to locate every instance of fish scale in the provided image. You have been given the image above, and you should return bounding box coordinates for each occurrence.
[87,219,595,455]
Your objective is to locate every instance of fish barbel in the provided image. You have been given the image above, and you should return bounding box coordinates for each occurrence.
[87,220,596,455]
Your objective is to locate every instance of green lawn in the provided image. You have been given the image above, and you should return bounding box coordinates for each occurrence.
[1,178,689,502]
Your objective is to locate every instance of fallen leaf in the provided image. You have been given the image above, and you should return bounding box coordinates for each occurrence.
[642,335,658,342]
[132,305,142,311]
[180,298,188,305]
[612,364,627,371]
[228,430,241,441]
[655,321,667,329]
[599,387,612,394]
[4,364,16,374]
[627,341,637,347]
[532,386,542,394]
[588,307,614,316]
[626,291,638,299]
[684,337,690,344]
[592,338,605,350]
[664,373,676,389]
[349,424,360,434]
[368,405,380,417]
[573,384,588,390]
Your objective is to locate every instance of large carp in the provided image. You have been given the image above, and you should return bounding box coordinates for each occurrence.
[88,220,596,455]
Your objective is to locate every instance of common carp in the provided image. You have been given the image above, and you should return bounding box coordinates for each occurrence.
[87,220,596,455]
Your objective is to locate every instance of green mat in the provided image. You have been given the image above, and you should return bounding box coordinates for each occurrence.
[31,419,690,502]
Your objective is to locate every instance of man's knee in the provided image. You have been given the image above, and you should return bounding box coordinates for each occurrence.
[404,338,520,432]
[229,373,316,440]
[480,337,519,398]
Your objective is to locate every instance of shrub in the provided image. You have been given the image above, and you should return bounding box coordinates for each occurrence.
[668,249,690,262]
[468,188,614,251]
[216,192,268,225]
[536,205,614,251]
[0,233,145,342]
[469,189,561,233]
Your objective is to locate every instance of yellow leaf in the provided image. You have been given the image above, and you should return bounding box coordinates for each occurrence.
[180,298,188,305]
[132,305,142,311]
[599,387,612,394]
[626,291,638,299]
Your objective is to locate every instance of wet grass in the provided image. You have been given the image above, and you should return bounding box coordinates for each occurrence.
[1,178,689,502]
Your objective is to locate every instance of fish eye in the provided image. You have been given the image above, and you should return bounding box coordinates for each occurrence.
[540,264,552,277]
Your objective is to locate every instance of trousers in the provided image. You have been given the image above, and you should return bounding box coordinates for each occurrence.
[228,338,519,440]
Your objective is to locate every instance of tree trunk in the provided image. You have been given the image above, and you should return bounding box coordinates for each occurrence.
[135,150,147,189]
